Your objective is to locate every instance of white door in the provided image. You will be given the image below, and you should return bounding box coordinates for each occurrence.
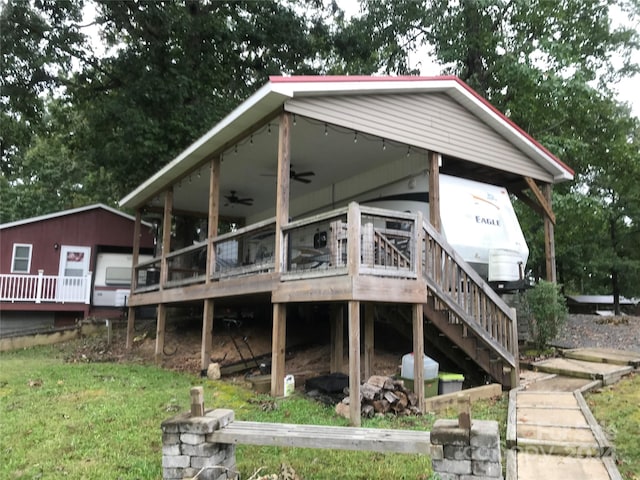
[58,246,91,302]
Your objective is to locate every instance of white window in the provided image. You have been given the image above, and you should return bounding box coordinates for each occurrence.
[12,244,32,273]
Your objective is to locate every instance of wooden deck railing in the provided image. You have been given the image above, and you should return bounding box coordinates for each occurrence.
[421,220,518,367]
[0,271,92,304]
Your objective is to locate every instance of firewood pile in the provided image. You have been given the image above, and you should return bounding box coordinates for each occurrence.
[335,375,421,418]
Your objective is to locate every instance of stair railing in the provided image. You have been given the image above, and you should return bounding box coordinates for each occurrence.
[421,220,519,367]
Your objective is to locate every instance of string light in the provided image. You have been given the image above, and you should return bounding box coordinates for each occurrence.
[293,114,297,126]
[353,132,358,143]
[382,139,386,151]
[324,123,328,136]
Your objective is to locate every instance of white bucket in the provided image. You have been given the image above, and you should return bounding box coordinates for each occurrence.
[284,374,295,397]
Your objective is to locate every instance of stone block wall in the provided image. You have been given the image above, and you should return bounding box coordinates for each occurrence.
[430,419,503,480]
[161,408,237,480]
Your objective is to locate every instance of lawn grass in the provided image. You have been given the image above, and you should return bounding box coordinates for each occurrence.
[0,341,507,479]
[587,372,640,480]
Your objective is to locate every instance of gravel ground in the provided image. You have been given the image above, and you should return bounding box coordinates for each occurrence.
[551,314,640,353]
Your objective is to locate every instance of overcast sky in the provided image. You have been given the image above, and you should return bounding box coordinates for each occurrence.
[337,0,639,118]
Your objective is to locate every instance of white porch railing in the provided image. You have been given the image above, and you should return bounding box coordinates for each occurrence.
[0,270,92,304]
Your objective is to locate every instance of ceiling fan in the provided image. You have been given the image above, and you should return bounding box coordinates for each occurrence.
[261,165,315,184]
[224,190,253,206]
[290,167,315,184]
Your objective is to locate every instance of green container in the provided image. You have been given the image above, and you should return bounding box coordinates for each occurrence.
[438,372,464,395]
[401,376,439,398]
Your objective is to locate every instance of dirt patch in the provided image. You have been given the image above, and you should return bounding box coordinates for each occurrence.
[64,318,405,382]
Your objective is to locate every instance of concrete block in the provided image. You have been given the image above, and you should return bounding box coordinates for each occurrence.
[162,454,191,469]
[161,412,191,433]
[472,445,501,462]
[163,467,197,480]
[432,458,472,475]
[433,473,460,480]
[429,443,444,460]
[205,408,235,429]
[470,420,499,448]
[460,476,503,480]
[162,432,181,445]
[179,415,222,435]
[181,442,221,457]
[180,432,206,445]
[472,460,502,477]
[444,445,472,461]
[191,451,228,469]
[162,443,181,456]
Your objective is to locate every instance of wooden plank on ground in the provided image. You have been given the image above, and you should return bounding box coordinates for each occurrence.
[562,348,640,368]
[517,452,617,480]
[423,383,502,413]
[531,358,633,385]
[208,421,432,454]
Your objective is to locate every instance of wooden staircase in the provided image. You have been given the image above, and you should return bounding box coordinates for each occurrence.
[419,220,519,389]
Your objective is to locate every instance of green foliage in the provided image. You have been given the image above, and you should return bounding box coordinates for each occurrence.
[0,340,507,479]
[521,280,569,349]
[1,0,368,223]
[588,373,640,479]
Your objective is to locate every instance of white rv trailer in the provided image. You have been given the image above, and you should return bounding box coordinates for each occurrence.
[92,252,154,307]
[360,173,529,290]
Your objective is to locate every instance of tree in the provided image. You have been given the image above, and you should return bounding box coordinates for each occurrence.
[1,0,369,220]
[354,0,640,302]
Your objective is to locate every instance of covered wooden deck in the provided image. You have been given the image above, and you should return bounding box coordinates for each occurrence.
[126,202,519,425]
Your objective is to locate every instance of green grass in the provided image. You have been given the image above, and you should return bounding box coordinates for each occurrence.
[587,372,640,480]
[0,341,506,479]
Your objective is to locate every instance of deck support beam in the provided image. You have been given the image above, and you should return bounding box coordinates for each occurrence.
[348,300,362,426]
[126,209,143,350]
[201,299,214,374]
[412,303,425,412]
[428,151,441,232]
[270,112,292,397]
[364,303,374,381]
[542,183,557,282]
[200,156,220,374]
[155,304,167,365]
[271,303,287,397]
[330,304,344,373]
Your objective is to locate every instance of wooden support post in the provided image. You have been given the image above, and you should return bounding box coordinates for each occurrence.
[347,202,361,276]
[190,386,205,417]
[126,209,143,350]
[201,299,214,374]
[271,303,286,397]
[160,188,173,289]
[428,151,441,232]
[155,304,167,365]
[330,304,344,373]
[348,301,361,426]
[412,303,425,412]
[542,184,557,282]
[364,303,374,381]
[457,397,471,430]
[206,157,220,281]
[274,113,291,273]
[126,306,136,350]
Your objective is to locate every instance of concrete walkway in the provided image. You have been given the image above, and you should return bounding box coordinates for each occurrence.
[507,348,640,480]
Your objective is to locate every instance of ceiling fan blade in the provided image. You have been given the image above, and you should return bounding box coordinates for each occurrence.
[295,171,315,177]
[294,176,312,184]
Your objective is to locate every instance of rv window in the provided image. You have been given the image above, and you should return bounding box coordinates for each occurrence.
[105,266,132,286]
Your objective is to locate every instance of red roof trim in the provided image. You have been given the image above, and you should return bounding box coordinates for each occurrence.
[269,75,574,177]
